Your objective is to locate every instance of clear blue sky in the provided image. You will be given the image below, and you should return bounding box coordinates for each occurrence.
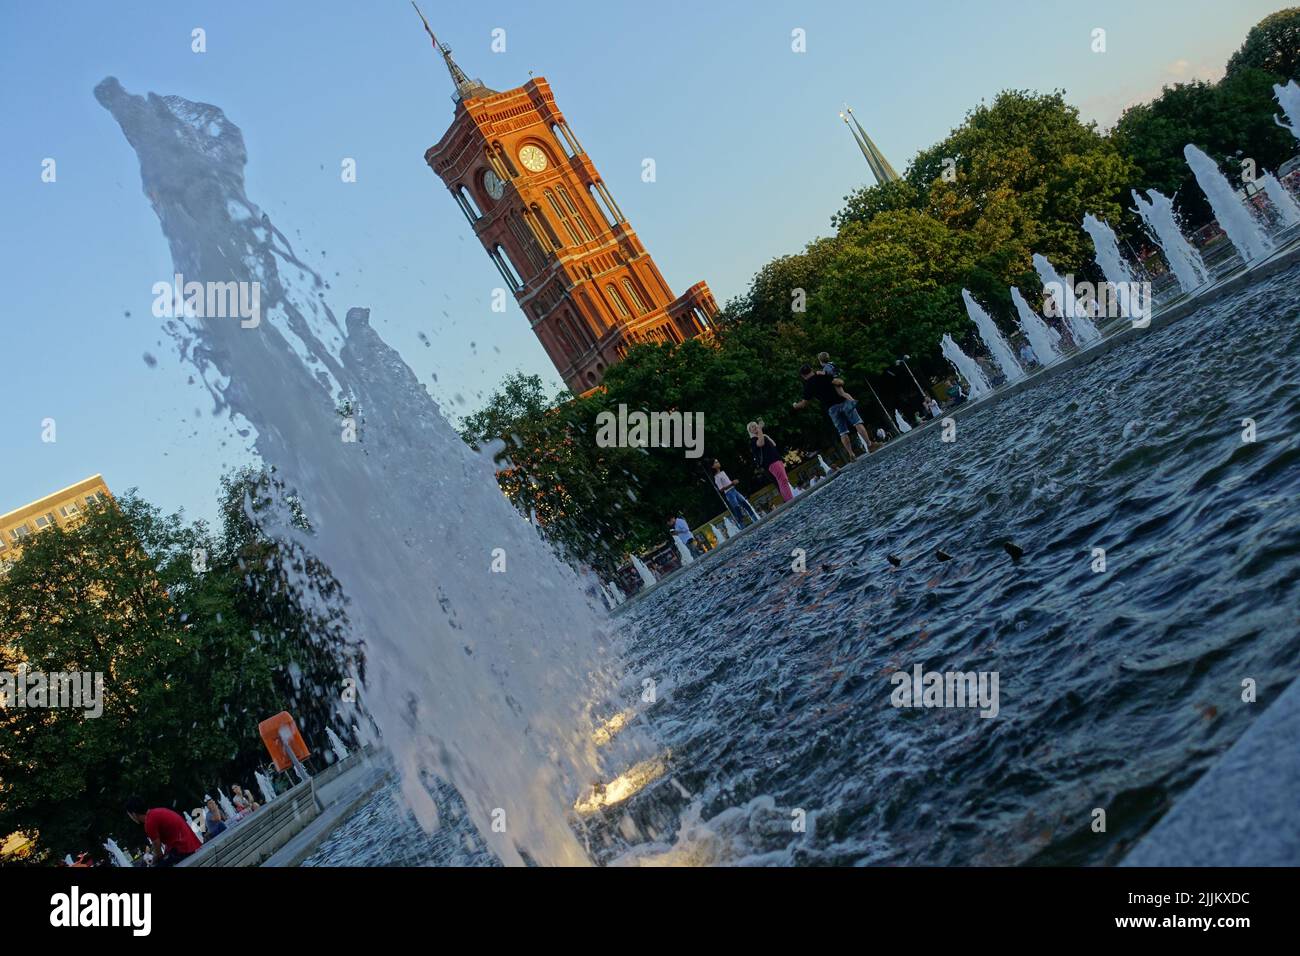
[0,0,1287,526]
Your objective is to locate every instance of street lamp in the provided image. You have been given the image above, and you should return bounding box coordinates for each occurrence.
[896,355,929,405]
[861,375,899,438]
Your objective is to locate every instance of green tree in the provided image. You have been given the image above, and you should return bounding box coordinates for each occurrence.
[1226,7,1300,81]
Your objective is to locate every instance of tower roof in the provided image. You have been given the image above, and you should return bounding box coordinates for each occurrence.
[412,3,498,103]
[840,105,900,187]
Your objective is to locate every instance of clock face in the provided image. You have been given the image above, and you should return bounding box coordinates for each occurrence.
[518,144,548,173]
[483,168,505,200]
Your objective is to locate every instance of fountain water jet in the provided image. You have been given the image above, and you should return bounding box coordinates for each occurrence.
[1010,286,1061,365]
[961,290,1025,383]
[894,410,913,433]
[1259,173,1300,227]
[1082,213,1145,323]
[255,770,277,805]
[1033,254,1102,347]
[1275,80,1300,140]
[1184,144,1274,264]
[631,555,657,588]
[96,78,611,867]
[1131,188,1211,294]
[940,334,992,400]
[326,727,349,762]
[104,838,134,867]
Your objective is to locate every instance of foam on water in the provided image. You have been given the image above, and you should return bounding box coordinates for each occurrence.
[95,78,614,866]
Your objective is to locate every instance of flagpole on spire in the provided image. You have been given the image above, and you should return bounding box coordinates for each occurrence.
[411,1,491,101]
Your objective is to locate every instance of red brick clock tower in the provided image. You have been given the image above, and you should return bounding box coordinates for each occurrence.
[417,14,719,393]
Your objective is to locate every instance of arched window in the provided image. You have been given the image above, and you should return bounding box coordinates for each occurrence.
[493,244,523,291]
[551,123,574,158]
[556,186,594,241]
[530,203,565,250]
[565,309,595,348]
[493,142,519,177]
[622,279,648,314]
[606,285,631,319]
[545,190,583,246]
[454,187,482,225]
[589,183,618,227]
[507,214,547,272]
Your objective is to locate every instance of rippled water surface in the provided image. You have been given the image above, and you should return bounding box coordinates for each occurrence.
[311,263,1300,866]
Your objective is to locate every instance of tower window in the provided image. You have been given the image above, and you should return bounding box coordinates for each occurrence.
[545,190,583,246]
[530,204,565,251]
[589,184,616,227]
[455,185,482,222]
[606,285,631,319]
[551,124,574,158]
[622,279,648,314]
[556,185,594,241]
[493,244,524,291]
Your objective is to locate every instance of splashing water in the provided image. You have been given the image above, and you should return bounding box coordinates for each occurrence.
[1082,213,1144,322]
[104,838,134,867]
[218,791,240,824]
[894,409,912,433]
[632,554,658,588]
[255,770,277,805]
[1259,173,1300,227]
[940,333,992,400]
[673,536,695,566]
[1275,80,1300,141]
[1184,144,1274,264]
[1033,253,1101,347]
[961,290,1025,383]
[816,454,833,476]
[722,515,742,537]
[1010,286,1061,366]
[1131,188,1210,294]
[326,727,349,763]
[95,78,613,866]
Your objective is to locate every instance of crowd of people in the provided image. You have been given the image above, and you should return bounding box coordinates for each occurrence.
[659,353,953,564]
[62,782,271,867]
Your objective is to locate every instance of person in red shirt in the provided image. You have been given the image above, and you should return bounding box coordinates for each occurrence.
[125,796,202,866]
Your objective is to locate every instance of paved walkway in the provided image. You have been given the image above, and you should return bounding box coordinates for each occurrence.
[1122,676,1300,866]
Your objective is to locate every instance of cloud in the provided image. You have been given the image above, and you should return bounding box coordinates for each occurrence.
[1079,58,1227,131]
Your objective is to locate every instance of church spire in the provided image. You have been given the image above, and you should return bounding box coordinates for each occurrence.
[411,2,496,102]
[840,105,900,187]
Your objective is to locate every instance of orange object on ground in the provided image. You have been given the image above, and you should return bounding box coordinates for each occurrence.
[258,711,311,772]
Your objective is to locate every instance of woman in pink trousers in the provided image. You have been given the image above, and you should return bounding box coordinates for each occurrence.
[748,421,794,503]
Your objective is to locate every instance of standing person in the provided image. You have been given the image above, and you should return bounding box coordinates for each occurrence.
[747,422,794,502]
[125,796,202,866]
[792,365,873,461]
[817,352,855,402]
[711,460,753,526]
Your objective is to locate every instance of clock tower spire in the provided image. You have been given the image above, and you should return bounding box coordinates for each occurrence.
[422,31,718,394]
